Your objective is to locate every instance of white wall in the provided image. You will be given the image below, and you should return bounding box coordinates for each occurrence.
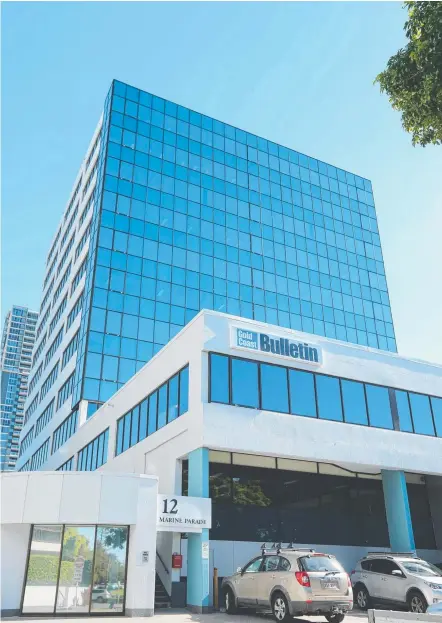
[0,524,30,614]
[203,402,442,475]
[0,472,159,616]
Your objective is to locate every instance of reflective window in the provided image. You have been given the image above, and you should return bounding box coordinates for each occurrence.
[210,353,230,403]
[168,374,179,422]
[78,80,398,409]
[316,375,343,421]
[289,369,316,417]
[231,359,259,408]
[409,392,435,436]
[342,379,368,425]
[56,526,95,613]
[115,365,189,456]
[77,429,109,471]
[22,525,63,613]
[157,383,168,429]
[366,384,393,429]
[207,352,440,437]
[396,390,413,432]
[261,364,288,413]
[431,397,442,437]
[22,525,129,615]
[91,526,128,613]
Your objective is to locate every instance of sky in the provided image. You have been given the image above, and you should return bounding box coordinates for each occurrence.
[2,1,441,363]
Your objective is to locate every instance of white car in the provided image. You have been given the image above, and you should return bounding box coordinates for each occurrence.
[352,552,442,614]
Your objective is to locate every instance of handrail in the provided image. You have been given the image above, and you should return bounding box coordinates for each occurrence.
[156,551,170,575]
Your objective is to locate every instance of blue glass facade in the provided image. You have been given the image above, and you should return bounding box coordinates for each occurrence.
[73,79,396,407]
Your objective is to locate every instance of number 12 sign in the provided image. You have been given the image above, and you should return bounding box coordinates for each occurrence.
[156,494,212,533]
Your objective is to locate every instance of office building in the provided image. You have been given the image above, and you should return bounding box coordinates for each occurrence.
[8,80,441,617]
[0,306,38,470]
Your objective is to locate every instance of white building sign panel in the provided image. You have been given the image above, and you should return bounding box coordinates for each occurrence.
[156,495,212,533]
[231,325,323,365]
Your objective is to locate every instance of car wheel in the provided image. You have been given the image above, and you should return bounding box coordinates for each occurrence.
[354,585,370,611]
[325,615,345,623]
[408,590,427,614]
[96,597,105,603]
[272,592,291,622]
[224,587,237,614]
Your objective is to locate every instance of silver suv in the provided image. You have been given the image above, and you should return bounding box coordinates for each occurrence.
[222,547,353,622]
[352,552,442,614]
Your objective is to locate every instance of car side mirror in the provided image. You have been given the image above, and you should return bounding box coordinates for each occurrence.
[392,570,403,577]
[237,567,243,574]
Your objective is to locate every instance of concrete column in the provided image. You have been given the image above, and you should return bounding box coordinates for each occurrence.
[186,448,210,613]
[125,478,158,617]
[382,469,415,552]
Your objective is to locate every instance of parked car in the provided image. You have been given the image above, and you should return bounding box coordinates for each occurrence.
[91,588,111,603]
[222,547,353,623]
[351,552,442,614]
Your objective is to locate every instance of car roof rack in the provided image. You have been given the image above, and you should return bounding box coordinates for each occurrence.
[365,551,418,558]
[260,543,315,555]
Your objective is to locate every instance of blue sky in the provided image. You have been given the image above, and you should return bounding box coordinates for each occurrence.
[2,1,441,363]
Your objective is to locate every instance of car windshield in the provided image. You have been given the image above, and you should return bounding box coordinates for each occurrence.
[300,555,344,573]
[401,560,442,577]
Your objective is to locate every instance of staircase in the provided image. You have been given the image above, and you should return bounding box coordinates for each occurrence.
[155,573,171,609]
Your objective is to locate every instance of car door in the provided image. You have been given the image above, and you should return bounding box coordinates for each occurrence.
[235,557,263,605]
[366,559,386,598]
[256,555,284,607]
[375,560,407,604]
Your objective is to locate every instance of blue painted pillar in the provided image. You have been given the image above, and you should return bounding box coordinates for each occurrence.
[382,469,415,552]
[187,448,210,612]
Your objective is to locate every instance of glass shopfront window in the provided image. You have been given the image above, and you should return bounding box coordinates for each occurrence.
[205,458,435,550]
[22,526,63,614]
[22,524,129,616]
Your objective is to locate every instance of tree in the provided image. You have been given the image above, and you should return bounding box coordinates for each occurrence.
[375,1,442,146]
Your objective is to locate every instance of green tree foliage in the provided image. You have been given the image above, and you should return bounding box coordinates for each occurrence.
[375,1,442,146]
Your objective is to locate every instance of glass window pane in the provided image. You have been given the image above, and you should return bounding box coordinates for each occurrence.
[289,369,316,417]
[210,354,229,403]
[148,391,158,435]
[122,413,131,451]
[231,359,259,408]
[157,384,168,429]
[179,366,189,414]
[168,374,179,422]
[316,375,343,421]
[260,364,288,413]
[366,384,393,429]
[396,390,413,432]
[130,406,139,446]
[139,400,148,440]
[342,379,368,426]
[56,526,96,614]
[91,526,129,613]
[22,525,63,614]
[431,397,442,437]
[409,393,435,436]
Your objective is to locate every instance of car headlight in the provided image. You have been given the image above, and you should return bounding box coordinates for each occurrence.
[424,581,442,591]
